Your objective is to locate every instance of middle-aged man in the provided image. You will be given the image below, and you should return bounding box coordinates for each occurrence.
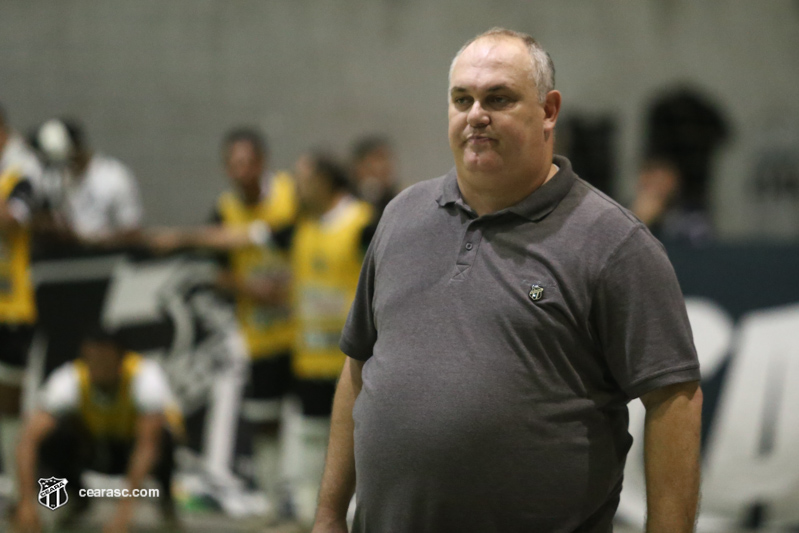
[313,28,702,533]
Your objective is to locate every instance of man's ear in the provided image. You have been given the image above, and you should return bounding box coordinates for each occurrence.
[543,90,562,134]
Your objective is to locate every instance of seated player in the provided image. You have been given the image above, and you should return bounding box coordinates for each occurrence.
[14,328,182,533]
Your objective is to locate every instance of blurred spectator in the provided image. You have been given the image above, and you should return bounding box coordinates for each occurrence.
[645,88,729,212]
[209,128,297,505]
[748,118,799,240]
[556,115,616,196]
[632,158,713,245]
[14,328,182,532]
[0,103,41,503]
[350,135,398,218]
[35,119,143,247]
[276,152,375,525]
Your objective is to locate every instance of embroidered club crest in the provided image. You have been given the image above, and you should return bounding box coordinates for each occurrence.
[528,284,544,302]
[38,477,69,511]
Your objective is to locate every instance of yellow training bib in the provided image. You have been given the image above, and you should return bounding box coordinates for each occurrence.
[292,198,373,380]
[217,171,298,359]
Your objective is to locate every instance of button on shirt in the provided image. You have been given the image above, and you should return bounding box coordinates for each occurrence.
[340,155,700,533]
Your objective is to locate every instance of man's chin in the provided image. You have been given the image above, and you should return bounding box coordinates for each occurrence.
[462,153,503,174]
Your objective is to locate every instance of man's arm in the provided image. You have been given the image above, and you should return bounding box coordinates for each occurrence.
[146,225,254,254]
[15,410,58,532]
[641,380,703,533]
[105,413,164,533]
[313,357,364,533]
[0,200,22,230]
[0,179,34,231]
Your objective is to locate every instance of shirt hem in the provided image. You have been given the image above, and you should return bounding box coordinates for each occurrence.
[625,364,701,399]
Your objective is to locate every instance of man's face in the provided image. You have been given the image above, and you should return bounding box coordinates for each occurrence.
[225,140,264,193]
[294,155,332,213]
[81,340,124,390]
[448,37,554,181]
[357,146,395,185]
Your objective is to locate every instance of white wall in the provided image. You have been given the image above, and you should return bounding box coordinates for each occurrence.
[1,0,797,237]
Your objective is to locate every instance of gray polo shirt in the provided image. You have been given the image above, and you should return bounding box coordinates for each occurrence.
[340,155,700,533]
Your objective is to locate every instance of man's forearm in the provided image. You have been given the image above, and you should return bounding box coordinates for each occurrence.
[126,415,165,491]
[16,438,39,503]
[314,358,363,527]
[17,412,57,504]
[126,440,159,491]
[642,382,703,533]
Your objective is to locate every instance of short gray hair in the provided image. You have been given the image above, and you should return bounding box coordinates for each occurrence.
[449,27,555,103]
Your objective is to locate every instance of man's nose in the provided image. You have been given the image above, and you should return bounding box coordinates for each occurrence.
[467,101,490,128]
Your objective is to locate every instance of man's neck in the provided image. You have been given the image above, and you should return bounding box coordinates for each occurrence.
[313,191,347,220]
[458,162,558,217]
[69,151,93,181]
[241,184,264,206]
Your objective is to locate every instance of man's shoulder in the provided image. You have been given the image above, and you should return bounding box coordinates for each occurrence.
[381,174,446,221]
[564,176,652,249]
[41,361,79,398]
[1,135,43,181]
[89,154,136,184]
[216,189,240,209]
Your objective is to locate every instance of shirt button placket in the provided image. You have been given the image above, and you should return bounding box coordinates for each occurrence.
[452,223,481,281]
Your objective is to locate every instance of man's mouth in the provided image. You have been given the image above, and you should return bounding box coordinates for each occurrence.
[466,135,495,145]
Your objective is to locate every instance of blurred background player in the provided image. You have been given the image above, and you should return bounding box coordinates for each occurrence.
[278,152,374,524]
[349,135,398,219]
[14,328,182,533]
[208,128,297,510]
[0,103,42,503]
[631,158,714,245]
[147,128,298,513]
[34,118,143,247]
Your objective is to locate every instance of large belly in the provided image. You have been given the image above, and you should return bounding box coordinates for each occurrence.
[352,356,619,530]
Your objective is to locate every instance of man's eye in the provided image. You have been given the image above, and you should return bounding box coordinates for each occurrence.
[488,96,510,106]
[453,97,472,107]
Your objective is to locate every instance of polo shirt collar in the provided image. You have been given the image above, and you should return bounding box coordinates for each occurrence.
[436,154,576,221]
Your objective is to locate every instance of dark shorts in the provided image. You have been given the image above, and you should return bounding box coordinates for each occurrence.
[294,378,337,417]
[242,351,292,422]
[0,323,35,384]
[245,351,292,401]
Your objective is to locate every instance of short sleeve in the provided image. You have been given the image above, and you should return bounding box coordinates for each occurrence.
[132,359,172,414]
[40,364,80,416]
[113,166,143,230]
[591,226,700,399]
[339,238,378,361]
